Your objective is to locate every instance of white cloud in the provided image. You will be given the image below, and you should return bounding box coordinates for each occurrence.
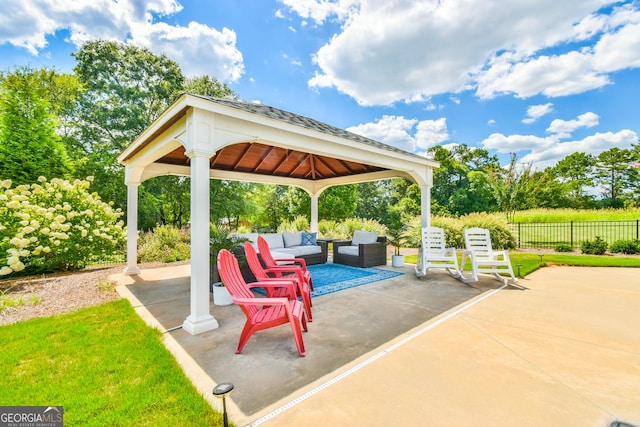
[347,115,449,152]
[131,21,244,80]
[522,103,554,124]
[481,128,638,169]
[481,133,556,155]
[475,50,611,99]
[546,112,599,138]
[0,0,244,81]
[283,0,640,105]
[520,129,639,168]
[278,0,360,24]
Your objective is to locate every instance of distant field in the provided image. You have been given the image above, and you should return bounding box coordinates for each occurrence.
[513,208,640,223]
[510,208,640,249]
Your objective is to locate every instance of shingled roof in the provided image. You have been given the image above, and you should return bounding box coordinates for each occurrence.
[192,95,424,160]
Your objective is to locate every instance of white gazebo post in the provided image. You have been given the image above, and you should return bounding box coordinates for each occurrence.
[182,110,219,335]
[123,172,141,275]
[310,194,319,232]
[420,168,433,228]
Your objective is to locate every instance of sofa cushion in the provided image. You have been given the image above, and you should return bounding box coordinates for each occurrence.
[352,230,378,246]
[261,233,285,249]
[337,245,360,256]
[282,231,303,247]
[279,246,322,257]
[301,232,317,246]
[269,250,295,261]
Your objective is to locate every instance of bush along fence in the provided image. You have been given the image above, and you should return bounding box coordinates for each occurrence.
[510,220,640,250]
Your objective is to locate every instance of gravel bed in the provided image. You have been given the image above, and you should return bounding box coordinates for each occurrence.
[0,261,189,326]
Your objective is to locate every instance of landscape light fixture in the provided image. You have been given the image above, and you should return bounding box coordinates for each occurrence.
[212,382,234,427]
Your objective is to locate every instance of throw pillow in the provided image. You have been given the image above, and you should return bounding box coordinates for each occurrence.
[301,232,317,246]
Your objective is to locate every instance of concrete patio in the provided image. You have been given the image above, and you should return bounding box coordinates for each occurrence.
[112,264,640,427]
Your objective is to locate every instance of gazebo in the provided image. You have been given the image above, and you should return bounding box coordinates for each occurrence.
[117,95,439,334]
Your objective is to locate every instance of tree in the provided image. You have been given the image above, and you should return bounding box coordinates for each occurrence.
[183,75,235,98]
[210,180,256,229]
[486,153,541,222]
[594,147,637,207]
[72,40,185,216]
[553,152,595,207]
[354,180,393,222]
[0,67,74,184]
[250,184,290,231]
[428,144,499,215]
[527,170,569,209]
[319,185,357,221]
[72,40,238,230]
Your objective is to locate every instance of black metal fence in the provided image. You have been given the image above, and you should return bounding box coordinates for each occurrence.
[510,220,640,249]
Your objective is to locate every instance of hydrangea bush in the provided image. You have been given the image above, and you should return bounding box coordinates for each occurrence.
[0,177,126,277]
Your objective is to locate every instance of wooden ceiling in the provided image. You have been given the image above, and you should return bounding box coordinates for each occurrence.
[157,141,388,180]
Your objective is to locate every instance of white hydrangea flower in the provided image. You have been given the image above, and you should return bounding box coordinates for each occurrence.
[10,261,25,272]
[0,266,13,275]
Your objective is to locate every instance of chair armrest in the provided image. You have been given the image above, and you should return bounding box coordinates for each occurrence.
[317,240,328,260]
[275,257,308,269]
[265,265,305,276]
[333,240,352,248]
[234,296,288,306]
[358,240,387,257]
[247,280,297,297]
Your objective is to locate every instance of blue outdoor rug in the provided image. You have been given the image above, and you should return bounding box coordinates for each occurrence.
[307,263,403,297]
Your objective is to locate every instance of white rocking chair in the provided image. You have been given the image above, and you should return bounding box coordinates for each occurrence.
[460,227,520,287]
[415,227,461,278]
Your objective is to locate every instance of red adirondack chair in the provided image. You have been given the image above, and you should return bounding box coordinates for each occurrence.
[257,236,315,291]
[217,249,307,357]
[244,242,313,322]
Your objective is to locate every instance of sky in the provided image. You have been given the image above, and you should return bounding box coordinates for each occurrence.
[1,0,639,170]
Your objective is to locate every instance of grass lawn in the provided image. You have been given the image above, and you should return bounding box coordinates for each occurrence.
[0,299,227,427]
[405,251,640,278]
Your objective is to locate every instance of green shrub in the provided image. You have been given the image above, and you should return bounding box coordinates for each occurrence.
[277,215,310,232]
[554,243,574,253]
[0,177,125,277]
[318,219,340,239]
[580,236,608,255]
[609,239,640,255]
[137,224,190,263]
[316,218,386,240]
[459,212,516,249]
[404,216,464,248]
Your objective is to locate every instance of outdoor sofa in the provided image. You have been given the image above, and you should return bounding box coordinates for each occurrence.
[232,231,328,282]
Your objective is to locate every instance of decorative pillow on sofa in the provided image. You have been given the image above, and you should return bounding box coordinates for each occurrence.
[351,230,378,246]
[301,232,317,246]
